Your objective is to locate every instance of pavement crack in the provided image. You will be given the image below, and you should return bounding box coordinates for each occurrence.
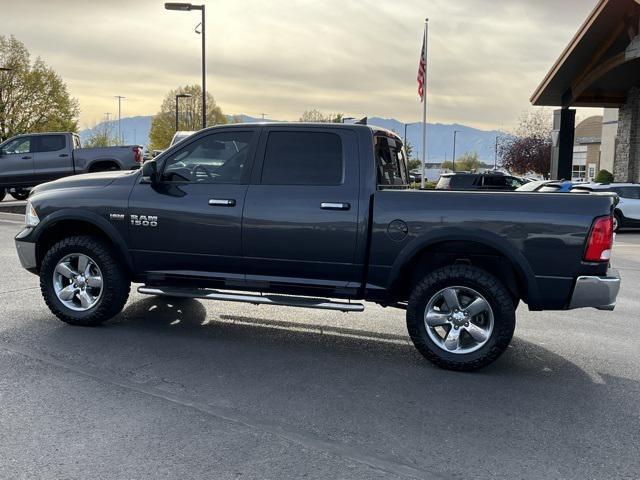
[0,286,39,295]
[0,340,446,480]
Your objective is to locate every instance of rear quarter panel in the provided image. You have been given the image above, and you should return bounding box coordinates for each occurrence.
[369,190,616,309]
[74,146,138,171]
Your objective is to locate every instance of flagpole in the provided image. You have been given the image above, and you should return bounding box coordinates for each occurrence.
[421,18,429,190]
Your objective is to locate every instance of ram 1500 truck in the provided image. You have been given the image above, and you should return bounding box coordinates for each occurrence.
[14,123,621,371]
[0,132,143,200]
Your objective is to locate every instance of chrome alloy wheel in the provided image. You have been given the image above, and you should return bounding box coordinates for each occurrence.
[424,286,494,354]
[53,253,104,311]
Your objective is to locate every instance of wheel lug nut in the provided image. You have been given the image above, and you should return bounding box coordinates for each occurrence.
[465,322,469,327]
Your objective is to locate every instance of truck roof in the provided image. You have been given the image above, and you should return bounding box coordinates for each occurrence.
[209,122,403,142]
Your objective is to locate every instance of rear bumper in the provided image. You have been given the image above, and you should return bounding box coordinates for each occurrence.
[568,269,621,311]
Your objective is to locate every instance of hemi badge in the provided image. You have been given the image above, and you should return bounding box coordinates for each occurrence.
[109,213,125,220]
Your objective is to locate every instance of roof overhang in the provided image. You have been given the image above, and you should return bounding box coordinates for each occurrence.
[531,0,640,107]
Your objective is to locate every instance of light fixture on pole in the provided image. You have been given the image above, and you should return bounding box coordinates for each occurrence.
[114,96,125,145]
[165,2,206,129]
[452,130,460,172]
[175,93,193,131]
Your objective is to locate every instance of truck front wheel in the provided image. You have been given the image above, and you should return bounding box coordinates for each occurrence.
[40,236,130,326]
[406,265,515,371]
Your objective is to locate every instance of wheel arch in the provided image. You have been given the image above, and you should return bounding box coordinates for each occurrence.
[32,209,133,275]
[387,228,540,307]
[87,159,122,172]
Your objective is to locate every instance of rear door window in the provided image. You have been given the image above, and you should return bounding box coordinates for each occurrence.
[261,131,343,186]
[449,175,480,189]
[35,135,66,153]
[482,176,508,188]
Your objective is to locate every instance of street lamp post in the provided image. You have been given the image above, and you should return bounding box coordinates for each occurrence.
[175,93,193,131]
[452,130,460,171]
[165,2,206,129]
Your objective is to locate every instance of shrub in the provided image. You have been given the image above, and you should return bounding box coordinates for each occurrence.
[595,169,614,183]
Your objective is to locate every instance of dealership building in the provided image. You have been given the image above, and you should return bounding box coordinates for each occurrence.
[531,0,640,182]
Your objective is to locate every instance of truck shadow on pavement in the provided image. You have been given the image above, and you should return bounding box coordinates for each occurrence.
[13,295,640,478]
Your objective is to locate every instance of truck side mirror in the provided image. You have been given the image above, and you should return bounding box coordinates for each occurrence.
[141,160,160,185]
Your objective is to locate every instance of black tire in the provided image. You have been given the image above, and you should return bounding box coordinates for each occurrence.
[406,265,516,371]
[613,211,623,232]
[0,188,5,202]
[40,235,130,326]
[10,189,29,201]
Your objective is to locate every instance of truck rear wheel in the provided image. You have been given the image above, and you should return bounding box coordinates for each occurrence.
[406,265,515,371]
[40,235,130,326]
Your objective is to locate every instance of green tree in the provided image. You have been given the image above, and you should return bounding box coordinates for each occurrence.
[83,120,116,148]
[148,85,226,151]
[0,35,79,141]
[299,109,343,123]
[407,159,422,171]
[442,151,482,171]
[404,140,415,160]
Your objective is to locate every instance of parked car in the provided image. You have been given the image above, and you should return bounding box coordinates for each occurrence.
[436,172,526,191]
[170,130,197,147]
[15,123,620,371]
[516,180,575,193]
[408,169,422,183]
[571,183,640,231]
[0,132,143,201]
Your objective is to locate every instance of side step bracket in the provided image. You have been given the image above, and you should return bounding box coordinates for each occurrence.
[137,286,365,313]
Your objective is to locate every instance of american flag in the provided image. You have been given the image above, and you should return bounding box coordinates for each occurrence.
[417,34,426,101]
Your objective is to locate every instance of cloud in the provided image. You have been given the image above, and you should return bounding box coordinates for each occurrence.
[2,0,598,129]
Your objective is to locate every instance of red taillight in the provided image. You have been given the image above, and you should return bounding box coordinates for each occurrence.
[133,146,142,163]
[584,216,614,262]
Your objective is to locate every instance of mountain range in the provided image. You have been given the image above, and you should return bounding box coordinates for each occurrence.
[79,115,501,163]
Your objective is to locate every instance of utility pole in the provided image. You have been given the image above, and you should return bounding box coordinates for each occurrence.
[114,96,125,145]
[260,113,268,120]
[452,130,460,172]
[494,135,499,170]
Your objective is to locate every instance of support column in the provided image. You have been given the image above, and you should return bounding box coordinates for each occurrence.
[614,87,640,183]
[550,108,576,180]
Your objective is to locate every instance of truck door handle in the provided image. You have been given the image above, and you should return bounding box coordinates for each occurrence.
[22,156,31,160]
[209,198,236,207]
[59,153,69,157]
[320,202,350,211]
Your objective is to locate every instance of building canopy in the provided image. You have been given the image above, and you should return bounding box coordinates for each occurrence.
[531,0,640,107]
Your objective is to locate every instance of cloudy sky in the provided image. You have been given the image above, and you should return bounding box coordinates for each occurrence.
[3,0,598,130]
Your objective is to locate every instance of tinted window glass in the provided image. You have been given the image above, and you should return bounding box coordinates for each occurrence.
[36,135,66,153]
[482,176,508,187]
[617,187,640,199]
[376,135,407,187]
[2,137,31,154]
[506,177,524,188]
[261,131,343,186]
[449,175,480,189]
[163,131,254,184]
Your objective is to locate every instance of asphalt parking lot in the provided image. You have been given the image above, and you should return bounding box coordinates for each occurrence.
[0,213,638,480]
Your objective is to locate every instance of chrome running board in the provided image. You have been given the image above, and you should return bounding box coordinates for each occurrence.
[137,286,365,313]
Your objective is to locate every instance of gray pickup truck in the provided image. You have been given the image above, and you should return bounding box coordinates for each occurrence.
[0,132,142,200]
